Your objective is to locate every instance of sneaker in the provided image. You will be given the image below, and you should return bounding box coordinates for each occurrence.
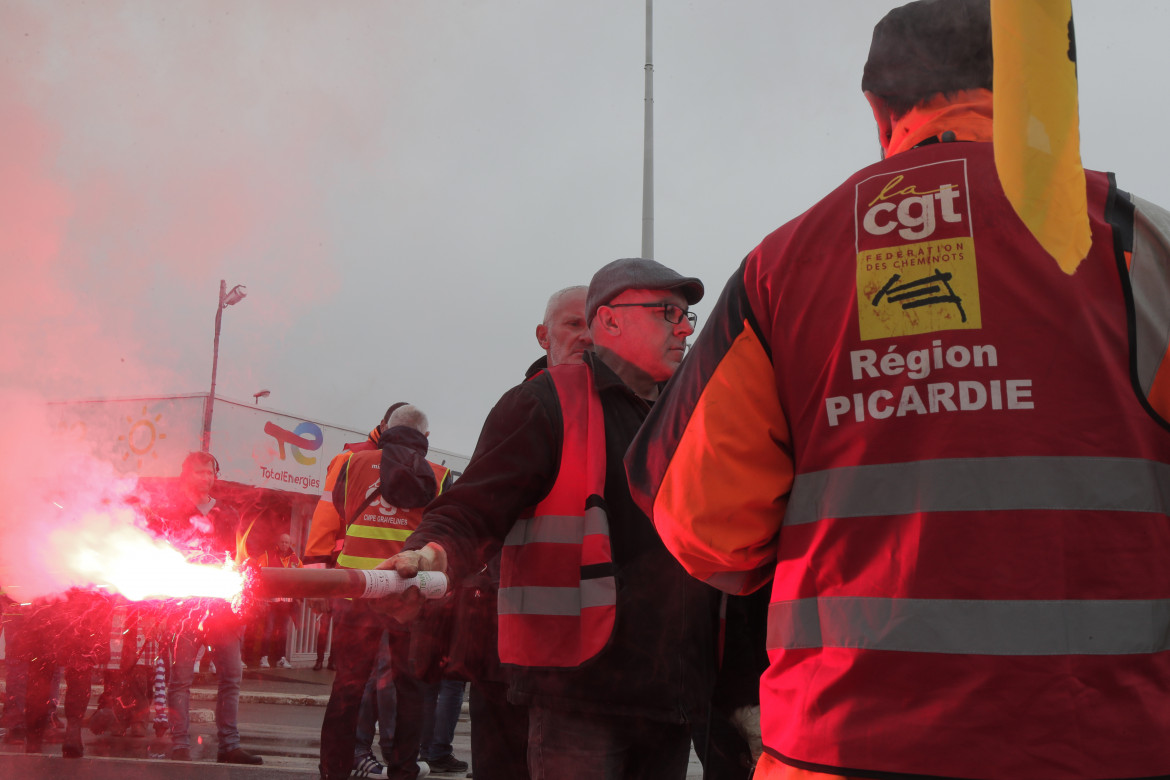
[62,722,83,759]
[170,746,192,761]
[218,746,263,765]
[352,753,387,777]
[277,657,293,668]
[418,761,431,778]
[259,656,270,668]
[425,754,468,774]
[88,708,115,736]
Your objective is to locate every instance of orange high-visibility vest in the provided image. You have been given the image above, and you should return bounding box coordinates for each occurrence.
[497,363,616,668]
[335,458,449,571]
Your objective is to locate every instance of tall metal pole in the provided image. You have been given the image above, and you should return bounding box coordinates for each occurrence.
[200,279,226,453]
[641,0,654,260]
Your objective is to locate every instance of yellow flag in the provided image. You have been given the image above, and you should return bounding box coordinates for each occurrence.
[991,0,1091,274]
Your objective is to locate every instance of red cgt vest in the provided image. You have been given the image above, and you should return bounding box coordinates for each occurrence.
[755,143,1170,780]
[497,363,617,668]
[336,456,449,571]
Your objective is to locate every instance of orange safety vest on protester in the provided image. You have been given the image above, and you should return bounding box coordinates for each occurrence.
[253,550,303,569]
[755,154,1170,780]
[334,457,450,571]
[304,431,378,564]
[497,362,616,668]
[630,136,1170,780]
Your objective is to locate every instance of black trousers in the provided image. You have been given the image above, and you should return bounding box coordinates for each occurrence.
[318,601,426,780]
[469,678,531,780]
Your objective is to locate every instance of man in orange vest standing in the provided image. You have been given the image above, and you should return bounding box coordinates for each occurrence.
[318,404,451,780]
[253,533,302,670]
[625,2,1170,780]
[304,401,410,672]
[382,258,723,780]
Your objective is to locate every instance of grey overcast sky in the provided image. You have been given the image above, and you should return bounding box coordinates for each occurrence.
[2,1,1168,457]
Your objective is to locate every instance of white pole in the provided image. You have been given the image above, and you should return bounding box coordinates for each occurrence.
[641,0,654,260]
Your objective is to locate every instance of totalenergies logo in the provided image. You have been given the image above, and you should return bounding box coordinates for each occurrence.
[263,420,323,466]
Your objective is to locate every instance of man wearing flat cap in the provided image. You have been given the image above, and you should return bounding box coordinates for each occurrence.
[383,258,722,779]
[627,2,1170,780]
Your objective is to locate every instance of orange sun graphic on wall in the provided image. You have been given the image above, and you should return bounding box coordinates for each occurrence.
[117,406,168,470]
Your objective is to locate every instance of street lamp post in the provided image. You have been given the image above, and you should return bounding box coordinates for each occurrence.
[200,279,247,452]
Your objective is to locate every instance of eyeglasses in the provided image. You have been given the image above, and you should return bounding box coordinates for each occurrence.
[608,302,698,327]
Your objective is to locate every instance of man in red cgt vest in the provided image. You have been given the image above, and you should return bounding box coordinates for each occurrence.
[626,2,1170,779]
[383,258,723,780]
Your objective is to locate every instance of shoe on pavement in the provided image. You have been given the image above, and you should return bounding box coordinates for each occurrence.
[277,656,293,668]
[218,747,264,765]
[62,722,83,759]
[260,656,270,668]
[313,658,324,671]
[88,707,114,735]
[170,747,192,761]
[425,754,468,774]
[418,761,431,778]
[352,753,387,777]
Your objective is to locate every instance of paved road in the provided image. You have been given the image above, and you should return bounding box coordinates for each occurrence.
[2,693,708,778]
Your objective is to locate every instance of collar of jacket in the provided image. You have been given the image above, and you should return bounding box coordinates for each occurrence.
[583,349,658,399]
[887,87,993,158]
[342,429,380,453]
[526,354,549,379]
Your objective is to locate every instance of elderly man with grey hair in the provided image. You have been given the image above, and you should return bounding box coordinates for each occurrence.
[382,258,723,780]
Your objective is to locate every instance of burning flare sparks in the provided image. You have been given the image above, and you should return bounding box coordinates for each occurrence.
[43,505,245,604]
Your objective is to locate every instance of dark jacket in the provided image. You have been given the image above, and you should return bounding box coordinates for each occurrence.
[405,352,720,723]
[378,426,438,509]
[146,488,240,565]
[332,425,439,517]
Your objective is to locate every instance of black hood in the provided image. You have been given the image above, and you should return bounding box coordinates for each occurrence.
[378,425,436,509]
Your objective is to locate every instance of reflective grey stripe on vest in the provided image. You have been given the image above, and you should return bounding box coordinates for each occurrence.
[768,596,1170,656]
[498,579,617,616]
[785,456,1170,526]
[504,509,609,546]
[1130,195,1170,396]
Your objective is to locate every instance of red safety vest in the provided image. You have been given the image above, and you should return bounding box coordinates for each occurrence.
[497,363,616,668]
[755,144,1170,779]
[335,456,449,571]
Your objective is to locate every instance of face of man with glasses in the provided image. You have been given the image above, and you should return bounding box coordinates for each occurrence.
[600,288,697,382]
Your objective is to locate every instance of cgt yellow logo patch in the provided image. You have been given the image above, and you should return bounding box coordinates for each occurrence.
[855,159,981,340]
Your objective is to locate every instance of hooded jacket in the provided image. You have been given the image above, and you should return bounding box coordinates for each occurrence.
[333,426,450,571]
